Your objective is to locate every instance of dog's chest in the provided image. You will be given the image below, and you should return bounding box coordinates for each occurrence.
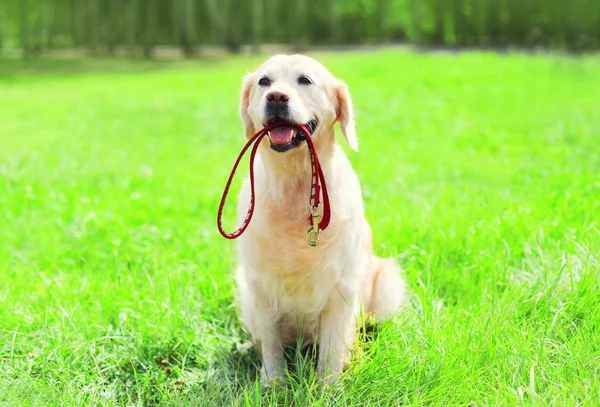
[237,164,352,314]
[248,230,340,309]
[270,266,335,317]
[241,209,343,315]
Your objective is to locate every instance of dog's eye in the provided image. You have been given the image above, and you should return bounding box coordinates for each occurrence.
[298,75,313,85]
[258,77,271,87]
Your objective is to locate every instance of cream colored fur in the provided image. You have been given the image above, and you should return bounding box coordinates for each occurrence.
[234,54,407,385]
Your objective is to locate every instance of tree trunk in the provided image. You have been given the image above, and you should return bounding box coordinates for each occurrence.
[183,0,196,56]
[0,6,4,53]
[19,0,30,58]
[144,0,159,58]
[127,0,139,56]
[88,0,100,54]
[296,0,308,48]
[330,0,341,43]
[251,0,262,54]
[107,0,121,56]
[205,0,225,44]
[431,0,445,44]
[410,0,426,44]
[375,0,388,41]
[172,0,181,49]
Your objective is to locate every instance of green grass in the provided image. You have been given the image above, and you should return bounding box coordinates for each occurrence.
[1,49,599,406]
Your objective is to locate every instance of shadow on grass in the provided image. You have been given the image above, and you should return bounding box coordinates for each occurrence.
[0,56,229,81]
[223,322,384,379]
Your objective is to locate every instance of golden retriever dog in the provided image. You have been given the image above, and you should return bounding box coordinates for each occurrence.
[234,54,407,385]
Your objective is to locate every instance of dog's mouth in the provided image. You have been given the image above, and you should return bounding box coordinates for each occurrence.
[265,119,318,153]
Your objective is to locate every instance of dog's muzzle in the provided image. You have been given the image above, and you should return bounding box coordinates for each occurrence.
[266,119,318,152]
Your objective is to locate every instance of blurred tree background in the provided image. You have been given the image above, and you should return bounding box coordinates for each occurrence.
[0,0,598,58]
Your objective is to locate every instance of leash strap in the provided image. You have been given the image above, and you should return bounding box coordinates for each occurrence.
[217,121,330,246]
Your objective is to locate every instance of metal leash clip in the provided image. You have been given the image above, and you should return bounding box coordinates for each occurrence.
[306,204,322,247]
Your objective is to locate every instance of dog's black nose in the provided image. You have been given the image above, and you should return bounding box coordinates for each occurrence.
[266,91,289,106]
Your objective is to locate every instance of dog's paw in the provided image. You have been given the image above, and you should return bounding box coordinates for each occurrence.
[260,366,286,388]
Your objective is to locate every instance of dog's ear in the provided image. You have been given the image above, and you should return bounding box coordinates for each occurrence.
[334,80,358,152]
[239,73,255,140]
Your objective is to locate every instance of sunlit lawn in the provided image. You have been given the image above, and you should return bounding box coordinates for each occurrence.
[1,49,599,406]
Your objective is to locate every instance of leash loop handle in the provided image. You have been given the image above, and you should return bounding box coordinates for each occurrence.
[217,122,330,246]
[216,130,265,240]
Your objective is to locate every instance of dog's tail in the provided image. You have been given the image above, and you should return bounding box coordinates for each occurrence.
[365,256,408,322]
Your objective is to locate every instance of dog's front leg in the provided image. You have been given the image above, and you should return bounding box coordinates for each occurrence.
[241,274,286,386]
[317,283,359,385]
[258,322,286,386]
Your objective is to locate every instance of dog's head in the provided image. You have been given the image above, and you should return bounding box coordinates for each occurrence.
[239,54,358,153]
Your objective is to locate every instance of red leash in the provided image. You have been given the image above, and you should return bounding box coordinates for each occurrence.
[217,121,331,246]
